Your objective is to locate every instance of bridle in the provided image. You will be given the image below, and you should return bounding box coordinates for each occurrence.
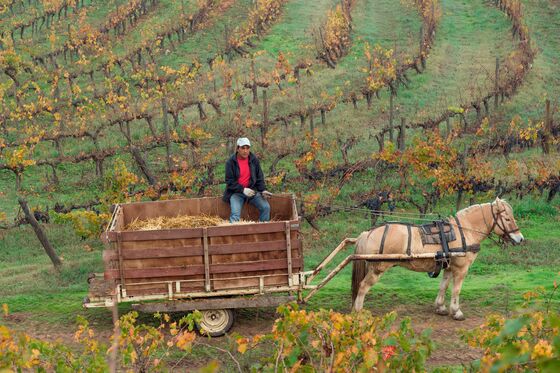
[487,200,520,243]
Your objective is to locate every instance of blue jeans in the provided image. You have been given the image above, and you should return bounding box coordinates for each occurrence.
[229,193,270,222]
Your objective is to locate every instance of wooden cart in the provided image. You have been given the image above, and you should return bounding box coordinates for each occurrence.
[84,193,467,335]
[84,193,305,336]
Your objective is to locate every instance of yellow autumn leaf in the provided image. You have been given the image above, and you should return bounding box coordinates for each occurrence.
[237,342,247,354]
[176,331,196,350]
[237,337,249,354]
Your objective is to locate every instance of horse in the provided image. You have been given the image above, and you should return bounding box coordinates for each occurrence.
[351,197,524,320]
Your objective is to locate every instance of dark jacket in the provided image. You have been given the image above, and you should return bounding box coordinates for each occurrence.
[222,153,266,202]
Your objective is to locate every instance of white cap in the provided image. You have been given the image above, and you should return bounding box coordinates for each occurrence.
[236,137,251,147]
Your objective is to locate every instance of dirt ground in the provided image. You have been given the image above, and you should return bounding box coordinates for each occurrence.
[3,304,484,370]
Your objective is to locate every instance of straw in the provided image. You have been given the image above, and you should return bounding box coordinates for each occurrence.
[125,214,261,231]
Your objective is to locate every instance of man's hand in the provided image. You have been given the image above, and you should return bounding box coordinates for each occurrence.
[262,191,273,199]
[243,188,256,197]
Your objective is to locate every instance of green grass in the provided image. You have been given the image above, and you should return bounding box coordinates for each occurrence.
[491,0,560,121]
[254,0,338,59]
[138,0,254,67]
[374,0,514,122]
[15,0,129,58]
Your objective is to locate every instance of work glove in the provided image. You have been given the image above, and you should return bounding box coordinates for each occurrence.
[262,190,273,199]
[243,188,256,197]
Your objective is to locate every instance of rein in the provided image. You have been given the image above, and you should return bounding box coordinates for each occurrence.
[274,194,517,248]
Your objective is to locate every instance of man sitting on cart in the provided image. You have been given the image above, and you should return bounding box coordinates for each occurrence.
[223,137,272,222]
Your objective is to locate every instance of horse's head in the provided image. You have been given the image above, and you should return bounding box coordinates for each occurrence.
[490,197,524,244]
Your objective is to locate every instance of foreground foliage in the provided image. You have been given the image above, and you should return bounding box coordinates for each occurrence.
[3,283,560,372]
[0,309,200,372]
[1,303,433,372]
[243,304,434,372]
[463,280,560,372]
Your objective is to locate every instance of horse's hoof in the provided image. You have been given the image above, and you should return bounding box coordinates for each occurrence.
[435,307,448,316]
[452,312,465,321]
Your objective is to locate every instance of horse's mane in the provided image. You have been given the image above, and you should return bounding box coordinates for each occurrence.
[455,199,511,218]
[456,203,485,217]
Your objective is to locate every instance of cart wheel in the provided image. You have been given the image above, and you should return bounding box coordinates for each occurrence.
[197,309,234,337]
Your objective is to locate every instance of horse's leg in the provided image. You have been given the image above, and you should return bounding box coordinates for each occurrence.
[449,267,468,321]
[352,264,383,312]
[434,269,452,315]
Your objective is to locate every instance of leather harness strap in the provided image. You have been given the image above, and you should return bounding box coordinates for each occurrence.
[454,216,467,252]
[428,221,451,278]
[406,225,412,256]
[379,224,389,254]
[428,216,480,278]
[437,220,450,258]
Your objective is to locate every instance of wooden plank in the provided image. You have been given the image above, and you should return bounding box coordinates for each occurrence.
[125,284,168,295]
[105,257,303,280]
[270,196,291,221]
[285,222,293,285]
[122,256,203,269]
[119,246,204,260]
[120,237,202,250]
[291,197,299,220]
[120,197,232,224]
[105,265,206,279]
[116,233,125,289]
[116,208,125,231]
[106,228,203,242]
[207,222,286,237]
[210,257,303,274]
[125,276,206,295]
[199,198,222,218]
[132,295,296,312]
[115,193,297,225]
[203,228,210,292]
[212,275,289,290]
[208,239,301,255]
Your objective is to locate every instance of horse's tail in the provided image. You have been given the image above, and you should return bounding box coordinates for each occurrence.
[351,259,367,306]
[351,234,367,306]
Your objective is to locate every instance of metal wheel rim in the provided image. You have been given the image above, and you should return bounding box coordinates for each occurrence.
[200,310,230,333]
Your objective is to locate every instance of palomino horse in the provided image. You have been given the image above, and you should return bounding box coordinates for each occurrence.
[351,198,524,320]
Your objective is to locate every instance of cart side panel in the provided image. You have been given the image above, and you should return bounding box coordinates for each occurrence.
[103,195,302,299]
[119,195,296,226]
[208,224,302,291]
[104,231,207,296]
[104,226,302,297]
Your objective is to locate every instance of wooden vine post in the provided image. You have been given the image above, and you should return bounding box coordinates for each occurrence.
[161,97,172,171]
[542,99,552,154]
[18,198,62,271]
[494,57,500,109]
[389,93,395,142]
[261,89,269,149]
[398,117,406,152]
